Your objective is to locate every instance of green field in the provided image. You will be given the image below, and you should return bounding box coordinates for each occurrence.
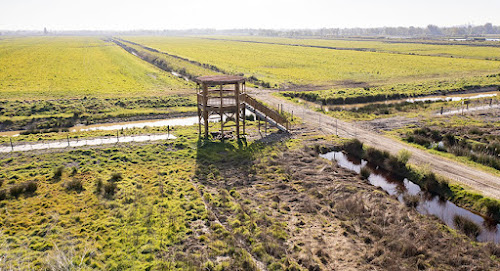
[0,37,191,99]
[124,36,500,88]
[210,36,500,61]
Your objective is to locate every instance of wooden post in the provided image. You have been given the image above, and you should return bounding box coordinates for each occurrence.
[220,84,224,138]
[197,99,201,136]
[440,107,443,115]
[235,82,240,138]
[336,119,338,136]
[203,83,209,138]
[242,104,246,136]
[265,115,268,135]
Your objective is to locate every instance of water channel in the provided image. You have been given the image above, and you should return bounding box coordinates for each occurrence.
[320,151,500,243]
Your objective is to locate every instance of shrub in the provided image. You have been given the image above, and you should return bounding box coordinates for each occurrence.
[397,149,412,164]
[95,179,103,194]
[343,139,364,158]
[109,172,123,183]
[0,190,6,201]
[9,185,24,199]
[53,166,64,181]
[403,194,420,208]
[484,200,500,222]
[103,182,117,198]
[360,167,371,179]
[364,147,390,163]
[453,215,481,238]
[66,179,84,193]
[24,181,37,194]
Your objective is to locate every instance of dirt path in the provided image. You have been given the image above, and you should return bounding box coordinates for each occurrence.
[250,89,500,200]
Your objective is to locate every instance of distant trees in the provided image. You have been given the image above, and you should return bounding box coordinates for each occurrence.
[44,27,48,35]
[254,23,500,38]
[427,24,442,36]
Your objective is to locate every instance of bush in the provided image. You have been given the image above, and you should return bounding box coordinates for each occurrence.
[24,181,37,194]
[95,179,103,194]
[484,200,500,222]
[397,149,412,164]
[343,139,364,158]
[453,215,481,238]
[0,190,6,201]
[103,182,117,198]
[9,185,24,199]
[53,166,64,181]
[403,194,420,208]
[360,167,371,179]
[364,147,390,163]
[109,172,123,183]
[65,179,84,193]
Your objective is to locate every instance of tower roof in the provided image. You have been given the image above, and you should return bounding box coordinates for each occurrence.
[195,75,245,85]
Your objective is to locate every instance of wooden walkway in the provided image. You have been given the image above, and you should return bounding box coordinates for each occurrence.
[243,94,289,131]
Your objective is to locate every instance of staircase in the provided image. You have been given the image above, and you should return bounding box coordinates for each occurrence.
[243,94,289,132]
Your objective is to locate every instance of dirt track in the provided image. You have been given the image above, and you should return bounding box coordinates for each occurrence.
[250,89,500,200]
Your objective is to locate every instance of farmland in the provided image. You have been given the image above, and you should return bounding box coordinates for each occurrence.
[0,37,191,99]
[209,36,500,61]
[2,34,500,270]
[124,36,500,89]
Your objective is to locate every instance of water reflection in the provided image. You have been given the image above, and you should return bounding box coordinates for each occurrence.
[0,134,176,153]
[320,151,500,243]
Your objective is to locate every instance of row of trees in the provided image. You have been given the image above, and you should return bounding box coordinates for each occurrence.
[255,23,500,38]
[1,23,498,38]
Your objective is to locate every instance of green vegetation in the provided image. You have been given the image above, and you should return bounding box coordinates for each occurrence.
[0,96,196,132]
[125,36,500,88]
[212,36,500,61]
[0,36,191,99]
[340,139,500,222]
[283,75,500,105]
[0,125,294,270]
[402,118,500,171]
[453,215,481,238]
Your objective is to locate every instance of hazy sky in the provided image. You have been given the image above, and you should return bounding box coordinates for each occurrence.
[1,0,499,30]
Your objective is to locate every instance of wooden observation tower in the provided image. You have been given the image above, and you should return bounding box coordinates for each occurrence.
[196,75,247,139]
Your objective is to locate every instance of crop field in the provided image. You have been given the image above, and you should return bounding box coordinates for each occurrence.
[211,36,500,61]
[0,37,191,99]
[125,36,500,88]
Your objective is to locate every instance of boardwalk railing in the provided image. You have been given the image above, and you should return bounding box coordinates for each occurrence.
[243,94,289,131]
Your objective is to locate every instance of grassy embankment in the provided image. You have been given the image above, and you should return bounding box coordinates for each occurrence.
[0,37,195,131]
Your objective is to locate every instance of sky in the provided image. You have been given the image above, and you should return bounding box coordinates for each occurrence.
[1,0,499,30]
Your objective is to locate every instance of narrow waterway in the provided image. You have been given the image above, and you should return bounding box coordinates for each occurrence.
[0,115,203,137]
[0,134,177,153]
[320,151,500,243]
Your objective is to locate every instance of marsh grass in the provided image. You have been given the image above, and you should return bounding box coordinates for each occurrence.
[453,215,481,238]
